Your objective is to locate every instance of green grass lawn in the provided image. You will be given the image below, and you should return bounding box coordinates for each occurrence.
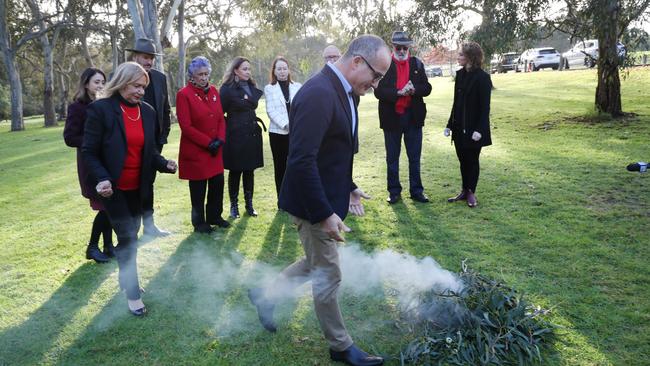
[1,68,649,365]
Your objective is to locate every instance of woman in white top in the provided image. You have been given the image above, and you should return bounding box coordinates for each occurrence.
[264,56,302,204]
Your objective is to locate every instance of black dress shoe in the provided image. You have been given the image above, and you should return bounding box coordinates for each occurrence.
[194,223,214,234]
[410,193,430,203]
[144,225,170,237]
[129,306,147,317]
[247,288,277,333]
[386,194,401,204]
[209,217,231,228]
[330,344,384,366]
[86,245,110,263]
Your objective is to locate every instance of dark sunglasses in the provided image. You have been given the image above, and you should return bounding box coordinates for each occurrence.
[394,45,409,51]
[355,54,384,82]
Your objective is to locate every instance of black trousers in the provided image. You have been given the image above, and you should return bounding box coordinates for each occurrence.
[102,189,142,300]
[454,144,482,192]
[269,132,289,198]
[89,210,112,247]
[189,173,224,227]
[228,170,254,201]
[142,143,163,225]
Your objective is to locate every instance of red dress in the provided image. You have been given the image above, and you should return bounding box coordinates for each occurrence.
[176,83,227,180]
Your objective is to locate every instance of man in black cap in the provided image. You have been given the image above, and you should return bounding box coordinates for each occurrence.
[126,38,171,237]
[374,31,432,204]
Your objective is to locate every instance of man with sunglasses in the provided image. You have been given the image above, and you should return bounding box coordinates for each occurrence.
[248,35,391,366]
[374,31,432,204]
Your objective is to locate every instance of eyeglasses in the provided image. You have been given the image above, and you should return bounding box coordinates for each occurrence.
[394,45,409,52]
[355,54,384,82]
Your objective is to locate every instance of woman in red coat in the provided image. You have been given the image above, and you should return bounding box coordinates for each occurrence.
[177,56,229,233]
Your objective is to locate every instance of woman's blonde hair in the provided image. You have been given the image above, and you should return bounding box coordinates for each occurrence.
[100,62,149,99]
[461,41,484,70]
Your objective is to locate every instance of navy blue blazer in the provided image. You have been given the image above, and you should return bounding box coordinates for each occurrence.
[278,65,359,224]
[81,95,172,202]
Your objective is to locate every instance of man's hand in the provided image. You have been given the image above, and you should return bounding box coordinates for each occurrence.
[96,180,113,198]
[166,159,178,173]
[349,187,371,216]
[320,213,351,242]
[471,131,482,141]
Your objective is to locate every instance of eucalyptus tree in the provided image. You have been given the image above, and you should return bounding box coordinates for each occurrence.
[0,0,68,131]
[407,0,546,67]
[548,0,650,116]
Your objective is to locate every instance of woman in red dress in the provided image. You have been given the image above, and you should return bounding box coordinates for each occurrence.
[177,56,229,233]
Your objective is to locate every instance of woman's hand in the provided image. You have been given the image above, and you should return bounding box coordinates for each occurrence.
[471,131,482,141]
[166,160,178,173]
[96,180,113,198]
[443,128,451,137]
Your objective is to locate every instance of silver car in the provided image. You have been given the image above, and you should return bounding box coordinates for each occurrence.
[515,47,560,72]
[562,39,626,69]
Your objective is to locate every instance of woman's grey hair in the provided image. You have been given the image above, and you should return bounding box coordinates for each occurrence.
[342,34,389,62]
[188,56,211,77]
[100,62,149,99]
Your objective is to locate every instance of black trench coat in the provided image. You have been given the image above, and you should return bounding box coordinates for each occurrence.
[219,81,265,171]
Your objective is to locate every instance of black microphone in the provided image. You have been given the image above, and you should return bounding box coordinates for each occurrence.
[627,162,648,172]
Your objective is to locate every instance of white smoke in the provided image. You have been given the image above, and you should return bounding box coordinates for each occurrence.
[338,242,463,310]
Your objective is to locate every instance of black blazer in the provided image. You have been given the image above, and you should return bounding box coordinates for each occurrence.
[446,68,492,147]
[81,96,172,202]
[278,65,358,224]
[374,57,432,131]
[147,69,171,147]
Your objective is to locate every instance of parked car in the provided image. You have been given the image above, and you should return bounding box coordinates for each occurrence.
[515,47,561,72]
[425,66,443,77]
[490,52,519,73]
[561,39,626,69]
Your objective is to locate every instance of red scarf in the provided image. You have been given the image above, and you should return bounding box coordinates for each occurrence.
[394,55,411,114]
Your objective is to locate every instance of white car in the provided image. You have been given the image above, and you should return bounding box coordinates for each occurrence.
[562,39,626,69]
[515,47,560,72]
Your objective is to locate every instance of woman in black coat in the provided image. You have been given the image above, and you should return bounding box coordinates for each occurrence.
[63,68,113,263]
[444,42,492,208]
[82,62,177,316]
[219,57,265,218]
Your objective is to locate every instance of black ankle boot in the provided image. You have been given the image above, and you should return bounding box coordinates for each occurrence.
[103,242,115,258]
[230,202,240,218]
[244,191,258,217]
[86,243,110,263]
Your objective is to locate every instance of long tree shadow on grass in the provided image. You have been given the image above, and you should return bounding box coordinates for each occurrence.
[0,263,114,365]
[55,231,264,364]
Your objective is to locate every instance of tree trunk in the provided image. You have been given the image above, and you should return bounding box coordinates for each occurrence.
[595,0,623,116]
[5,53,24,131]
[42,41,57,127]
[0,1,24,131]
[141,0,164,71]
[177,0,185,91]
[127,0,146,40]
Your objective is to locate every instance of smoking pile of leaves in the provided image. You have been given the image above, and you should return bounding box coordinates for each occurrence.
[398,261,555,365]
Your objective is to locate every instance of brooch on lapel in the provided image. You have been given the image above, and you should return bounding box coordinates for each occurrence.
[243,94,249,100]
[213,95,217,102]
[414,70,418,74]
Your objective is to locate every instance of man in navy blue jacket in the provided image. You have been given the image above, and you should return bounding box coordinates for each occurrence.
[248,35,391,366]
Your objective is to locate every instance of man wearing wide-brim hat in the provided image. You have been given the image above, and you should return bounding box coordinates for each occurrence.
[374,31,432,205]
[126,38,172,237]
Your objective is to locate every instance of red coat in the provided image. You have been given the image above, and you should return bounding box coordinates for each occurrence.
[176,83,226,180]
